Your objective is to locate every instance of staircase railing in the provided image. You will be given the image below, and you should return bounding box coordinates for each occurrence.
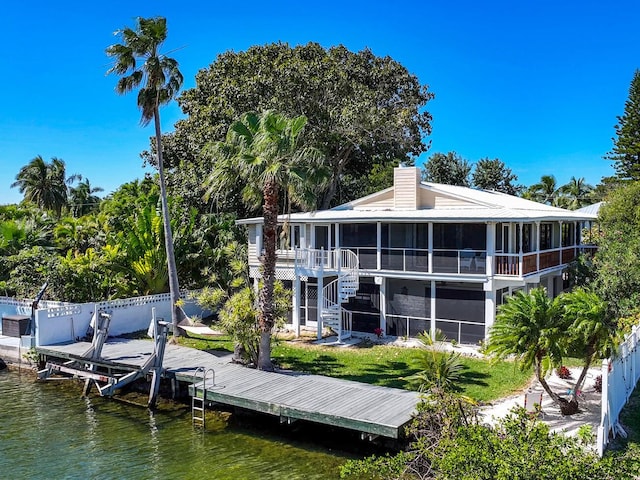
[321,248,359,342]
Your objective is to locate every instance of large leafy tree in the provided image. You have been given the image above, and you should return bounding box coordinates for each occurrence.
[486,288,575,414]
[607,69,640,181]
[421,151,471,186]
[471,157,519,194]
[593,181,640,318]
[204,111,324,371]
[11,156,78,217]
[106,16,184,336]
[151,42,433,212]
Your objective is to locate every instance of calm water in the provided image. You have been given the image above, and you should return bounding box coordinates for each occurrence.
[0,370,352,479]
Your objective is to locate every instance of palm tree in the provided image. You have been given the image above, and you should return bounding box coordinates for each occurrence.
[106,16,184,336]
[559,288,617,407]
[68,178,103,217]
[559,177,594,210]
[11,156,78,217]
[486,288,576,414]
[528,174,559,205]
[205,110,325,371]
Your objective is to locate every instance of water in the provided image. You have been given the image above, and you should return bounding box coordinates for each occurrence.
[0,370,352,479]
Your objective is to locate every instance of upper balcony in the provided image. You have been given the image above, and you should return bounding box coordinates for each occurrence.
[286,245,591,278]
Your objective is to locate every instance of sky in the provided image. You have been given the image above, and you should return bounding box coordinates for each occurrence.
[1,0,638,205]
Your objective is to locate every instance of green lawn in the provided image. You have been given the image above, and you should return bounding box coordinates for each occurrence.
[177,334,531,402]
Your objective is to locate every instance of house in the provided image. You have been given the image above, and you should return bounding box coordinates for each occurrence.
[237,166,597,344]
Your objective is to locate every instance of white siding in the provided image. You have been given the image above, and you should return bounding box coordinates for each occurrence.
[394,167,420,209]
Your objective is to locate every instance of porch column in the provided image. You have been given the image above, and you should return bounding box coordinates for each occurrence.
[379,277,386,335]
[334,223,340,250]
[376,222,382,270]
[430,281,436,338]
[428,222,433,274]
[559,221,563,265]
[317,273,324,341]
[256,224,263,256]
[486,222,495,277]
[292,275,301,337]
[485,289,496,339]
[535,222,540,271]
[518,222,523,276]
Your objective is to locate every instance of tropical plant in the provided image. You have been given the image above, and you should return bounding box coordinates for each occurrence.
[68,178,103,217]
[204,110,325,370]
[106,16,184,336]
[559,176,594,210]
[11,156,78,217]
[526,174,560,205]
[559,288,617,406]
[405,330,464,392]
[486,288,575,414]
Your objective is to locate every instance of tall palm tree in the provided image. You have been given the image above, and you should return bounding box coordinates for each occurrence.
[11,156,77,217]
[205,110,325,371]
[559,288,617,406]
[68,178,103,217]
[486,288,574,413]
[528,174,559,205]
[559,177,594,210]
[106,16,184,336]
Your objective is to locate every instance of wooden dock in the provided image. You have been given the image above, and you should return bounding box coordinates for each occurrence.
[36,339,420,438]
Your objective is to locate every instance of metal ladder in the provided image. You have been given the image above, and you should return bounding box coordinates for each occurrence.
[191,366,215,430]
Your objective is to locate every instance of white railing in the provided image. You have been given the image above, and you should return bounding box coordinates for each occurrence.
[597,324,640,456]
[432,249,487,275]
[320,248,359,342]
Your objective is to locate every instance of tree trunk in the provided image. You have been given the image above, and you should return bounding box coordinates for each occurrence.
[154,106,182,338]
[319,147,353,210]
[257,179,277,371]
[535,358,579,415]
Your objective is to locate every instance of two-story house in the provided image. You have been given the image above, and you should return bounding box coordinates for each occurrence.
[237,166,597,344]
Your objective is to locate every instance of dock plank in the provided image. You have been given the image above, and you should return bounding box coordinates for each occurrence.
[37,338,420,438]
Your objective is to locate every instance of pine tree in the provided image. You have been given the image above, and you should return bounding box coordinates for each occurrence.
[608,69,640,181]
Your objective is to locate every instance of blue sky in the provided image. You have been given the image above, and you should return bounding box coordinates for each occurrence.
[1,0,637,205]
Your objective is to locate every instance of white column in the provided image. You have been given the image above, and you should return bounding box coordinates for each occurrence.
[376,222,382,270]
[293,272,301,337]
[535,222,540,271]
[256,224,263,257]
[317,260,324,340]
[428,222,433,274]
[430,280,436,338]
[310,225,316,249]
[379,278,386,335]
[486,222,495,277]
[518,222,524,276]
[334,223,340,250]
[485,289,496,339]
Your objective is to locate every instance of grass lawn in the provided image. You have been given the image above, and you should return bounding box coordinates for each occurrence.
[177,334,531,403]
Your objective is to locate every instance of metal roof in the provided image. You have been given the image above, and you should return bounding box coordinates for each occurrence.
[236,181,598,225]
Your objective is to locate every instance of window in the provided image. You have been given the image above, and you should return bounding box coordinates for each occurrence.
[562,223,575,246]
[433,223,486,250]
[540,223,553,250]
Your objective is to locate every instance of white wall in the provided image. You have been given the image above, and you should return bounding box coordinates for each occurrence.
[33,292,210,346]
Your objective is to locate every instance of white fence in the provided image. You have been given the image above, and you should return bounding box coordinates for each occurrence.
[0,292,208,347]
[597,325,640,456]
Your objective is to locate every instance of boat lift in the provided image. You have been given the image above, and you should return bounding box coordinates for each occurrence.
[37,307,170,408]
